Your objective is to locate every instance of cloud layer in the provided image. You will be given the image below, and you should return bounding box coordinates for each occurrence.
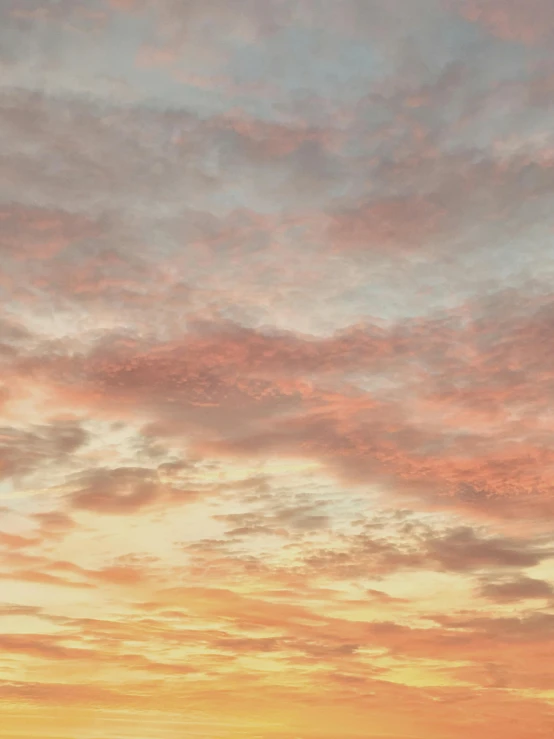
[2,1,554,738]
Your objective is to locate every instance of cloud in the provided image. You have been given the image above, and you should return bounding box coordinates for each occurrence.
[424,527,552,571]
[329,196,447,253]
[0,530,40,549]
[478,576,554,602]
[459,0,554,44]
[32,510,76,538]
[0,679,133,707]
[66,465,202,514]
[329,149,554,257]
[366,589,408,604]
[0,204,100,261]
[6,287,554,523]
[300,521,552,581]
[0,568,91,589]
[215,501,331,539]
[0,421,89,481]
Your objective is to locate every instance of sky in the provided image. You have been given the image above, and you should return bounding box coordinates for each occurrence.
[1,1,554,737]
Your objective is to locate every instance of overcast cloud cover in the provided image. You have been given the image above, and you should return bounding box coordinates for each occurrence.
[2,1,554,738]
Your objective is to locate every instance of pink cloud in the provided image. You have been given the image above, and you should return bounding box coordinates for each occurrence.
[329,196,446,253]
[460,0,554,44]
[6,289,554,523]
[0,206,100,261]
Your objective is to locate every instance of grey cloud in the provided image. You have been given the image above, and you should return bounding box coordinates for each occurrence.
[478,576,554,603]
[425,526,552,572]
[0,421,89,480]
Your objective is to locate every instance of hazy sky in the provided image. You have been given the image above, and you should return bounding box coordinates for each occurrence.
[2,1,554,738]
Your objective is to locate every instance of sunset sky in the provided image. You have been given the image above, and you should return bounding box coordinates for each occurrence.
[2,1,554,737]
